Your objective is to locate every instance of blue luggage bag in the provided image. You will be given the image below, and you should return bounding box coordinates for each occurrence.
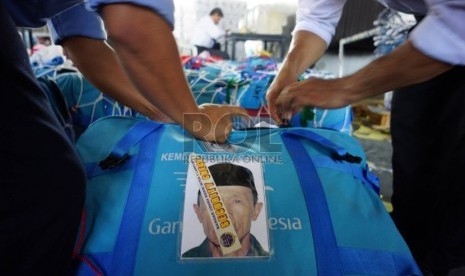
[74,116,421,276]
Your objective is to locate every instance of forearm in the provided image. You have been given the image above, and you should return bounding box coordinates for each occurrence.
[101,4,199,125]
[62,37,171,121]
[279,30,327,80]
[343,40,452,102]
[266,30,327,124]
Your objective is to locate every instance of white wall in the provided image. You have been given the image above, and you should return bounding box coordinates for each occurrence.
[245,0,297,34]
[173,0,248,48]
[173,0,298,55]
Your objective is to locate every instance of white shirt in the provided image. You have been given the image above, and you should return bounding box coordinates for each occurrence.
[294,0,465,65]
[191,15,225,48]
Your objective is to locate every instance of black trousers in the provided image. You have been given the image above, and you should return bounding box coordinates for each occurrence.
[0,3,85,275]
[390,65,465,275]
[195,44,230,59]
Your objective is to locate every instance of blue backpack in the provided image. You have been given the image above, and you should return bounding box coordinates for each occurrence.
[54,72,143,137]
[185,67,228,105]
[290,106,353,135]
[36,75,75,143]
[236,72,274,109]
[74,116,421,276]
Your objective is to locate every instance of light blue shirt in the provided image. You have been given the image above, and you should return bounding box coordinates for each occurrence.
[5,0,174,44]
[294,0,465,65]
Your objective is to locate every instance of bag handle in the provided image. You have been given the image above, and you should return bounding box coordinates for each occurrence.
[281,132,344,276]
[230,127,362,163]
[282,131,421,275]
[283,128,362,163]
[99,120,163,274]
[282,129,379,194]
[77,121,162,275]
[98,120,162,170]
[110,129,162,275]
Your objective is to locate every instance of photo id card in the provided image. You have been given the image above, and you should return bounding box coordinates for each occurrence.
[180,154,270,260]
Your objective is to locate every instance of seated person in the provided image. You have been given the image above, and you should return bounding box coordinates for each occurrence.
[191,8,229,59]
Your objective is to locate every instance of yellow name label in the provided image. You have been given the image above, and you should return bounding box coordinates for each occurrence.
[190,154,241,255]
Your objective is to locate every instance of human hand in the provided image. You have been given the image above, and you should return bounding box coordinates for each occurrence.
[183,104,250,144]
[148,106,174,123]
[275,77,351,121]
[266,74,297,125]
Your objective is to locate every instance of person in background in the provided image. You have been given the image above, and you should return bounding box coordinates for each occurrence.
[192,7,229,59]
[266,1,465,275]
[1,0,247,274]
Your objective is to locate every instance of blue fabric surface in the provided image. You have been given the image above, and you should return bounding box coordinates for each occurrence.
[75,117,420,275]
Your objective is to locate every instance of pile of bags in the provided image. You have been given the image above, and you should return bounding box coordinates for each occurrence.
[32,47,353,139]
[184,55,352,134]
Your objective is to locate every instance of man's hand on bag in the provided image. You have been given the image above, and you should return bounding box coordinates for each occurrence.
[275,77,352,120]
[266,74,296,125]
[183,104,250,144]
[148,106,175,123]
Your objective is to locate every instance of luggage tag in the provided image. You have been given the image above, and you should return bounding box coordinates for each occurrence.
[179,153,271,261]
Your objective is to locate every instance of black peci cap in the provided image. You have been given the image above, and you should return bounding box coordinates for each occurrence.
[208,163,258,203]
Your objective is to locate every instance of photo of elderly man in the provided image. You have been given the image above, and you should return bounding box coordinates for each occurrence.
[182,162,269,258]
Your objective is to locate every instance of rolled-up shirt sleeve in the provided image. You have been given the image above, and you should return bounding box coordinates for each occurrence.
[48,3,106,44]
[409,0,465,65]
[87,0,174,29]
[293,0,346,46]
